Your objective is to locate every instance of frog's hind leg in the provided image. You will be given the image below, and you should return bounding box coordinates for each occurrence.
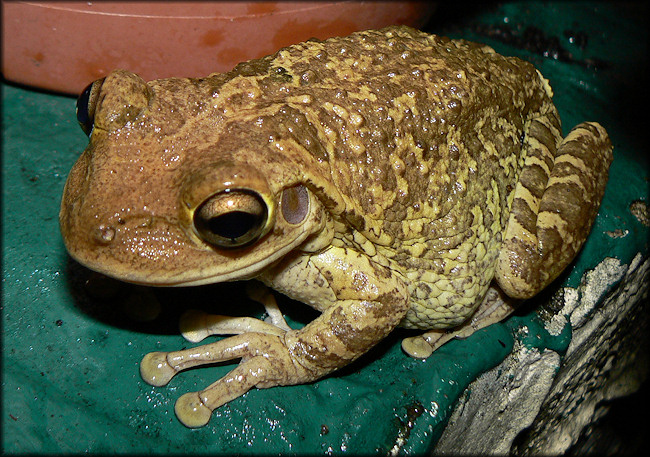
[179,282,291,343]
[496,119,612,299]
[402,287,516,358]
[403,120,612,360]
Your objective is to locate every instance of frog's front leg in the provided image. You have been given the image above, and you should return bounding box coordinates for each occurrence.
[497,118,613,298]
[140,247,410,428]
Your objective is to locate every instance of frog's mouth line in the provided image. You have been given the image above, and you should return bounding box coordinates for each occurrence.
[66,219,316,288]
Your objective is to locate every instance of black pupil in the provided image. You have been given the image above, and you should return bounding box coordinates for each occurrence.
[76,82,94,135]
[207,211,261,241]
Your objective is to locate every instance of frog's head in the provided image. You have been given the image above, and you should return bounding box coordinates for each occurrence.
[60,70,334,286]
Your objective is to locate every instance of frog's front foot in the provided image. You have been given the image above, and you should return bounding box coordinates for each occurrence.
[179,309,287,342]
[140,332,306,428]
[179,284,291,343]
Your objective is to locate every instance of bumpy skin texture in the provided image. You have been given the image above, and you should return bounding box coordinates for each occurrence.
[60,26,612,427]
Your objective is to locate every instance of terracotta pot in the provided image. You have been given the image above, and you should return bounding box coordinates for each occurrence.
[2,1,435,94]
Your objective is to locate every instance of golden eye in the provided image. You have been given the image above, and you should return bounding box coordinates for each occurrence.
[193,189,268,248]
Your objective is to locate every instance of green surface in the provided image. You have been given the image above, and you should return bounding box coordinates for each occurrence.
[3,2,648,454]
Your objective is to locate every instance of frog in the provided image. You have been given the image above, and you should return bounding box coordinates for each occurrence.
[59,25,612,428]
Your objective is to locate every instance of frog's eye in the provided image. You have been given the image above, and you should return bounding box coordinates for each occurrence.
[194,189,269,248]
[76,78,105,136]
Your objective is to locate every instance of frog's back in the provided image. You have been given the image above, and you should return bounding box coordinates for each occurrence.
[206,27,550,242]
[249,26,552,247]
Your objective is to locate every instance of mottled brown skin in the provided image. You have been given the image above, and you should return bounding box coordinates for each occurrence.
[59,26,612,427]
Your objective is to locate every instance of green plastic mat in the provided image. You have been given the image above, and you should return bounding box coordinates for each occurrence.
[3,2,648,454]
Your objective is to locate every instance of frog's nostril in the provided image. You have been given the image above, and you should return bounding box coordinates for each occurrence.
[93,224,116,245]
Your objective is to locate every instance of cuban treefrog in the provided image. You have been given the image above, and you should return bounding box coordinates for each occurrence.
[60,26,612,427]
